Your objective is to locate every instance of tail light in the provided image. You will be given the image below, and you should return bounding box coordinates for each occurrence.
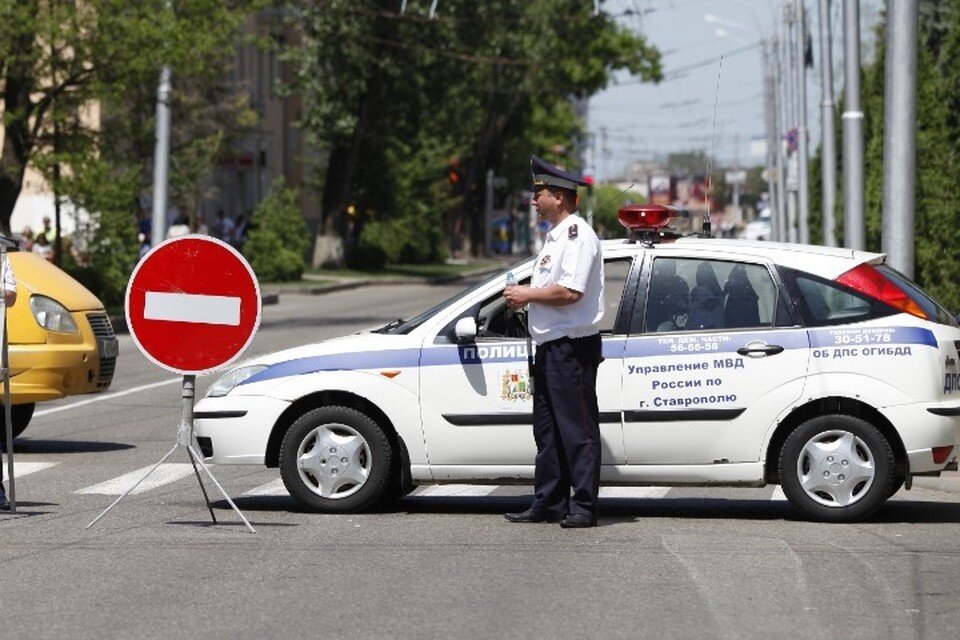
[836,263,928,319]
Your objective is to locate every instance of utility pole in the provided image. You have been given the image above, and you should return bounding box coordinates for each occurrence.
[762,40,780,240]
[819,0,838,246]
[784,2,799,243]
[881,0,918,278]
[796,1,810,244]
[842,0,865,250]
[774,35,788,243]
[151,65,172,247]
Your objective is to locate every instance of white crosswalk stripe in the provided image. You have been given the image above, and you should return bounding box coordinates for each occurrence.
[242,478,287,497]
[769,486,787,501]
[412,484,500,498]
[9,461,60,478]
[599,486,672,499]
[76,463,197,495]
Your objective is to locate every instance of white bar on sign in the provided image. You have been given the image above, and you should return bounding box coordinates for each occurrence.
[144,291,241,326]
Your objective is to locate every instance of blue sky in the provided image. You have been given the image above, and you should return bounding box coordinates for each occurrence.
[588,0,884,180]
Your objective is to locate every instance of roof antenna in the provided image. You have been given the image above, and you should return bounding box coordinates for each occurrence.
[703,54,724,238]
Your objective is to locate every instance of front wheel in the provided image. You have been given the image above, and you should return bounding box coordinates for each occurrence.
[0,403,35,444]
[778,415,895,522]
[279,406,394,513]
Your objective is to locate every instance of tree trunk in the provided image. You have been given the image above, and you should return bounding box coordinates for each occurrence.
[0,26,38,236]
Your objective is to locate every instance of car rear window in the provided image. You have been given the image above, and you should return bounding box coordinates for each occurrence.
[876,264,959,327]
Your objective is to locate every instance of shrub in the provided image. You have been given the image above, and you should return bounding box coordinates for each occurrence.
[243,178,309,282]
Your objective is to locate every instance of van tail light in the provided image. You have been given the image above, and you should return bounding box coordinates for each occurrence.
[835,263,928,320]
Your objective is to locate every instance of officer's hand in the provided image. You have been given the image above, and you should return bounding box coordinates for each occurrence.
[503,284,529,310]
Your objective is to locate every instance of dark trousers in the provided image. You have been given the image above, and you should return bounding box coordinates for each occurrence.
[530,334,602,519]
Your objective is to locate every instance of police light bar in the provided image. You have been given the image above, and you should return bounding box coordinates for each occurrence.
[618,204,690,235]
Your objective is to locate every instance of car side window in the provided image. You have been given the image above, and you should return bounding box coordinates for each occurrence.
[600,257,633,334]
[779,268,893,326]
[470,256,634,339]
[645,258,778,332]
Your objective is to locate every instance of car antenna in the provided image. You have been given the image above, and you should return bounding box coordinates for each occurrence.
[702,54,724,238]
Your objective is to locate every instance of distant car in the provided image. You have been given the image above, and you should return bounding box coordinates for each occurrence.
[194,206,960,522]
[742,213,772,241]
[2,239,118,440]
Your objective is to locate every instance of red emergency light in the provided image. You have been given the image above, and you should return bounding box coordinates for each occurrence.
[618,204,690,241]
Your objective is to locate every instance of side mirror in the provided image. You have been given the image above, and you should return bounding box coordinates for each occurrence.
[454,316,477,342]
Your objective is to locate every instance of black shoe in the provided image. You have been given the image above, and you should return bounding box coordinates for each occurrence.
[559,514,597,528]
[504,508,564,523]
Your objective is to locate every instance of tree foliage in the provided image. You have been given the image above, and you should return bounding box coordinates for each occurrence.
[243,178,309,282]
[283,0,661,261]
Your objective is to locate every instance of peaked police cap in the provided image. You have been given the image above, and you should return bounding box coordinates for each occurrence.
[530,154,588,191]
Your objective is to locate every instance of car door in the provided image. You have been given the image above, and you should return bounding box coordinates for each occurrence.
[418,255,638,468]
[621,255,809,465]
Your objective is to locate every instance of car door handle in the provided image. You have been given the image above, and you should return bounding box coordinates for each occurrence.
[736,344,784,356]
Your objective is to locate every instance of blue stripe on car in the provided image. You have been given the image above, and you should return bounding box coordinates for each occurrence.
[240,326,936,385]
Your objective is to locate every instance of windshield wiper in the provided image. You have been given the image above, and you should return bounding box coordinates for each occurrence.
[374,318,404,333]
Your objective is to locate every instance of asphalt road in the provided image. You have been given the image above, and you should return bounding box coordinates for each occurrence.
[2,282,960,639]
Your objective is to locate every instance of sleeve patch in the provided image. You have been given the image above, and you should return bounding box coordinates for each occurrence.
[568,224,578,239]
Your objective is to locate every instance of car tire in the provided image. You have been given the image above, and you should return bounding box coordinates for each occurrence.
[279,406,394,513]
[0,403,35,444]
[778,415,895,523]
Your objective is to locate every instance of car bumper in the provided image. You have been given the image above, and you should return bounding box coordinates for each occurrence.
[194,395,291,465]
[883,403,960,473]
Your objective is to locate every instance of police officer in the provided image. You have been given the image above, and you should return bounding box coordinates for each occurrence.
[503,155,604,528]
[0,253,17,511]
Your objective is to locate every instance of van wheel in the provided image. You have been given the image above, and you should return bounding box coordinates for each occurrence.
[0,403,35,444]
[778,415,895,522]
[279,406,394,513]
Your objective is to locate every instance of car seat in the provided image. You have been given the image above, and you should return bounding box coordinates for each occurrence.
[688,262,724,329]
[723,264,760,328]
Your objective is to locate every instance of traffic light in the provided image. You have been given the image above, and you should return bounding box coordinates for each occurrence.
[447,157,462,187]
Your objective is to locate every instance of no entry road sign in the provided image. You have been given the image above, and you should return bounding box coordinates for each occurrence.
[126,236,261,375]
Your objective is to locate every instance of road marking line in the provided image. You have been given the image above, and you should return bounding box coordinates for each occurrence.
[11,461,59,478]
[770,485,787,501]
[242,479,287,497]
[76,463,196,495]
[34,378,181,418]
[599,486,672,499]
[145,291,241,326]
[411,484,500,498]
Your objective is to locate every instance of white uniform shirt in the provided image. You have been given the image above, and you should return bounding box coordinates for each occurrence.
[528,213,604,345]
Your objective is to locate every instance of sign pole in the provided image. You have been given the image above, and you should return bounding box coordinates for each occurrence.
[1,245,15,513]
[87,375,255,532]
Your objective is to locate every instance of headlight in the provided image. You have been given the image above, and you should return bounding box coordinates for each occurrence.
[29,295,79,333]
[206,365,268,398]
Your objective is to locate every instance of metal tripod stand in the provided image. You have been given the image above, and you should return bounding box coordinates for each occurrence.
[86,375,255,533]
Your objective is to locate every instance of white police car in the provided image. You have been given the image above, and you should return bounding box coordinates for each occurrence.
[194,205,960,522]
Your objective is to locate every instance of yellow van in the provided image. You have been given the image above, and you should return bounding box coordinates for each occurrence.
[1,243,118,440]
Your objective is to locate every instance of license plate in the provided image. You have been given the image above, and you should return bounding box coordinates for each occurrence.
[99,338,119,359]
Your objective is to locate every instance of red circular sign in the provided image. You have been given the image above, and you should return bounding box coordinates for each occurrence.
[126,236,261,375]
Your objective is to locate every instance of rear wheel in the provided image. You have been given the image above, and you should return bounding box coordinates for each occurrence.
[279,406,394,513]
[778,415,895,522]
[0,403,35,444]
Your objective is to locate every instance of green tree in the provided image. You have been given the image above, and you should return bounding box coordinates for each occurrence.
[243,178,309,282]
[283,0,661,262]
[0,0,258,236]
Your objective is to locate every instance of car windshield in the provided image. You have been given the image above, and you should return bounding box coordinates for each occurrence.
[374,260,528,334]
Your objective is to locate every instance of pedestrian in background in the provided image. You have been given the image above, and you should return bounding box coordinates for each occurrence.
[503,155,605,528]
[0,255,17,511]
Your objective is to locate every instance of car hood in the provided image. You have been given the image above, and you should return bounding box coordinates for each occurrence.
[238,332,421,387]
[11,252,104,311]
